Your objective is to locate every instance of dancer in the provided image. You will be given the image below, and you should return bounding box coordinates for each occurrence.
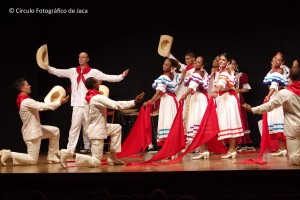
[243,60,300,165]
[180,56,210,159]
[262,52,289,156]
[143,58,181,146]
[59,77,144,168]
[0,78,69,165]
[43,51,129,153]
[211,53,244,159]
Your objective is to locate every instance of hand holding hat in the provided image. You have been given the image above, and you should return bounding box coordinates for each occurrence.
[36,44,49,70]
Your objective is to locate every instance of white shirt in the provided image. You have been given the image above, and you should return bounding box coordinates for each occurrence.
[48,66,123,107]
[252,89,300,138]
[85,94,135,139]
[19,98,60,141]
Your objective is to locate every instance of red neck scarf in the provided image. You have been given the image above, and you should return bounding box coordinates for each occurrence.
[85,89,102,104]
[16,93,30,111]
[76,64,91,84]
[186,63,194,71]
[287,81,300,96]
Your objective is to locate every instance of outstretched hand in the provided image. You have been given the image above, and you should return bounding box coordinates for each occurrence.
[122,69,129,78]
[60,95,70,105]
[242,103,252,113]
[134,92,145,104]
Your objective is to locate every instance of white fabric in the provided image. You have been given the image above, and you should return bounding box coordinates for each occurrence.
[19,98,60,141]
[11,125,59,165]
[86,94,135,139]
[75,94,132,167]
[186,92,208,141]
[48,66,123,107]
[216,92,244,140]
[67,106,88,152]
[252,89,300,137]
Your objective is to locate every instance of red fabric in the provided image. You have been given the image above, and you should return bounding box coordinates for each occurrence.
[236,73,252,145]
[185,63,194,72]
[116,104,152,158]
[235,100,270,165]
[85,89,102,104]
[181,98,226,155]
[16,93,30,111]
[127,98,225,166]
[76,64,91,85]
[126,101,185,166]
[287,81,300,96]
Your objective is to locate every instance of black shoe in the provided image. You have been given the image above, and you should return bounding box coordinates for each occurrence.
[79,149,91,154]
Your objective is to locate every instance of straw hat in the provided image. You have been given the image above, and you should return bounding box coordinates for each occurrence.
[99,85,109,97]
[44,85,66,103]
[157,35,173,57]
[36,44,49,70]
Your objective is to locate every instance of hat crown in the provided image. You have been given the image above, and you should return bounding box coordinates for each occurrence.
[158,35,173,57]
[44,85,66,103]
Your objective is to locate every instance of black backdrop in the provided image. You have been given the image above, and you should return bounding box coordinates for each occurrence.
[1,0,300,152]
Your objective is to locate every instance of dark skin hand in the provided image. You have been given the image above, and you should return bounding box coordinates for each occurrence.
[134,92,145,104]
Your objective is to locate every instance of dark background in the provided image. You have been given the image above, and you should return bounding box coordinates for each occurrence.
[1,0,299,152]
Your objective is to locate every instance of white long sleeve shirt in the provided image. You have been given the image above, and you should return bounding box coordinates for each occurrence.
[48,66,123,107]
[85,95,135,139]
[19,98,60,141]
[252,89,300,138]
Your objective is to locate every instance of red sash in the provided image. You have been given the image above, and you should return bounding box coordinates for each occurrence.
[160,92,178,109]
[16,93,30,111]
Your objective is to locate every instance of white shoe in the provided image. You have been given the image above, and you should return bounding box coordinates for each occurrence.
[58,149,73,168]
[91,157,100,168]
[221,151,237,159]
[47,154,60,164]
[0,149,12,165]
[271,149,287,157]
[107,152,124,165]
[192,151,210,160]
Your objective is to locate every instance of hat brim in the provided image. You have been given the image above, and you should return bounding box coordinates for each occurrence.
[99,85,109,97]
[36,44,49,70]
[157,35,173,57]
[44,85,66,103]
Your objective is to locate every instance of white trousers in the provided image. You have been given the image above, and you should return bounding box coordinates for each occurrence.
[286,136,300,165]
[75,123,122,167]
[67,106,90,152]
[11,125,59,165]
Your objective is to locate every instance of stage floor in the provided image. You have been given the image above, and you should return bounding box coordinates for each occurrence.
[1,150,300,200]
[1,150,300,173]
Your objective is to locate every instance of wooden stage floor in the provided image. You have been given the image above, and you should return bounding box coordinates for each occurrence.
[1,150,300,200]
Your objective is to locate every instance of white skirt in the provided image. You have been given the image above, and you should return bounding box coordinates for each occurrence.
[157,93,178,142]
[216,92,244,140]
[186,92,208,141]
[267,92,284,134]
